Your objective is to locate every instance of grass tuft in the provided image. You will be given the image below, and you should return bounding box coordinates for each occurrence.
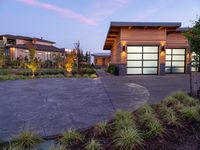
[180,106,200,122]
[94,121,108,136]
[85,139,103,150]
[60,129,83,147]
[113,127,144,150]
[159,106,181,126]
[114,110,133,121]
[12,131,43,149]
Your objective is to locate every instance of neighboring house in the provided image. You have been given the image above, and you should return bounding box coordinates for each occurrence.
[0,34,63,61]
[92,53,111,67]
[103,22,190,75]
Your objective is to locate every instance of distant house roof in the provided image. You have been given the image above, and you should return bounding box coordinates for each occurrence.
[14,44,63,52]
[0,34,55,44]
[92,53,111,57]
[103,22,182,50]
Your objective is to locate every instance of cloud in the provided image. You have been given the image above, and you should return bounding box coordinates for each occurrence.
[18,0,96,25]
[135,0,175,21]
[91,0,131,21]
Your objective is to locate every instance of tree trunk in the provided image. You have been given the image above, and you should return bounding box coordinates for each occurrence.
[190,68,193,95]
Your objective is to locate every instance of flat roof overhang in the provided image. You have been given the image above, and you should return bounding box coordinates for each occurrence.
[103,22,182,50]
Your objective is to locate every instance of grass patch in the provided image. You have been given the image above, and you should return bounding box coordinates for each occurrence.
[94,121,108,136]
[59,129,83,148]
[113,127,144,150]
[85,139,103,150]
[12,131,43,149]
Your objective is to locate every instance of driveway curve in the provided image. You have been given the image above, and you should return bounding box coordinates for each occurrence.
[0,78,149,140]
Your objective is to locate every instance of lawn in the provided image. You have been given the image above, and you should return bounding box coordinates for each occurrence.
[1,91,200,150]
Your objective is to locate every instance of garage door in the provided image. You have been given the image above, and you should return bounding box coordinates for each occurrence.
[165,49,186,73]
[127,46,159,75]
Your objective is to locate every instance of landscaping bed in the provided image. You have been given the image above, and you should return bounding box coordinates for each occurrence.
[1,91,200,150]
[0,68,97,81]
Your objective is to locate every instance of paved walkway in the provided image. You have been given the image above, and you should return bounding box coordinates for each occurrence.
[0,77,149,140]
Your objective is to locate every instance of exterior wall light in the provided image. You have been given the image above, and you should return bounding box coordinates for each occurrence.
[121,41,127,52]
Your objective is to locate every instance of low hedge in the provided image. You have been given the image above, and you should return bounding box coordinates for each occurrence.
[107,64,119,75]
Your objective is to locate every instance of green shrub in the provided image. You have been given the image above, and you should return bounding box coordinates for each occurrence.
[113,128,143,150]
[162,96,180,107]
[83,74,89,78]
[54,74,64,78]
[12,131,43,149]
[60,129,83,147]
[159,106,180,126]
[180,106,200,122]
[94,121,108,136]
[114,110,133,122]
[90,74,97,78]
[80,68,96,75]
[107,64,118,75]
[146,119,165,138]
[74,74,81,78]
[114,118,135,131]
[138,111,164,138]
[85,139,103,150]
[136,104,153,116]
[66,74,73,78]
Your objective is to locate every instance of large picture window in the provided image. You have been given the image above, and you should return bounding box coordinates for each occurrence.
[165,49,186,73]
[127,46,159,75]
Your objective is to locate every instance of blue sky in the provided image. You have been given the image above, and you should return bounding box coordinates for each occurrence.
[0,0,200,53]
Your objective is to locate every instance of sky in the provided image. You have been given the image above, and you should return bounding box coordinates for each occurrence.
[0,0,200,53]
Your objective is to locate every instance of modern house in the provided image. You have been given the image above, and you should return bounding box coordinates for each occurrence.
[0,34,63,61]
[92,53,111,67]
[103,22,190,75]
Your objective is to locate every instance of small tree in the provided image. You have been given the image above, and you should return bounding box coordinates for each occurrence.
[184,16,200,95]
[0,40,5,68]
[65,52,75,74]
[26,42,38,77]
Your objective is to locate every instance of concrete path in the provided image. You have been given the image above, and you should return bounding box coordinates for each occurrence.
[0,77,149,140]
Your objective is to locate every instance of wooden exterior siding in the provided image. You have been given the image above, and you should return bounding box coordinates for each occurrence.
[121,28,166,42]
[111,34,121,64]
[94,57,111,66]
[166,33,189,48]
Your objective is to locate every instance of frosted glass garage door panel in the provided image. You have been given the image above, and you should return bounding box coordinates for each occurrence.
[166,49,172,54]
[172,67,185,73]
[173,55,185,61]
[143,61,158,67]
[127,61,142,67]
[173,49,185,54]
[143,54,158,60]
[165,61,171,67]
[127,54,142,60]
[143,68,158,74]
[127,46,142,53]
[166,55,171,60]
[143,46,158,53]
[172,61,185,67]
[127,68,142,74]
[165,67,171,73]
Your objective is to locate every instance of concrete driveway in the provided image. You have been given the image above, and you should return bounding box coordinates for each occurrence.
[0,78,149,140]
